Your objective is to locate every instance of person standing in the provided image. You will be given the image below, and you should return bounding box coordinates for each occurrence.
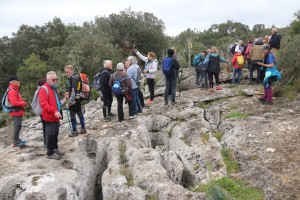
[109,63,132,122]
[163,49,180,105]
[127,56,142,117]
[231,50,243,85]
[249,38,264,84]
[194,50,207,88]
[64,65,87,136]
[134,49,158,105]
[203,46,228,92]
[6,76,27,147]
[99,60,115,122]
[39,71,65,160]
[268,28,281,59]
[257,44,281,105]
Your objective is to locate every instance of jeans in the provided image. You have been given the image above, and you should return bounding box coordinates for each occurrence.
[164,78,177,104]
[12,116,22,144]
[69,101,85,131]
[232,68,242,84]
[147,79,155,101]
[45,121,59,155]
[195,67,204,86]
[138,88,145,107]
[131,88,142,114]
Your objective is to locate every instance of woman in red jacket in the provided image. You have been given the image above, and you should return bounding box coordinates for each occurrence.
[6,76,27,147]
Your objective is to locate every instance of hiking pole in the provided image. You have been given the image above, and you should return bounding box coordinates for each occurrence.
[178,68,182,98]
[65,105,74,142]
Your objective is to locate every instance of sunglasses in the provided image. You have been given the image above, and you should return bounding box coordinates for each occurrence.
[52,78,58,81]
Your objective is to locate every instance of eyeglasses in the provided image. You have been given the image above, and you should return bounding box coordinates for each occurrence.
[52,79,58,81]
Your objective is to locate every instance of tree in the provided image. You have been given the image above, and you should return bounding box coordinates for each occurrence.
[290,10,300,35]
[100,8,167,58]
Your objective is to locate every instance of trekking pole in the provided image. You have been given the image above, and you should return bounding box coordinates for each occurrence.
[178,68,182,98]
[65,105,74,142]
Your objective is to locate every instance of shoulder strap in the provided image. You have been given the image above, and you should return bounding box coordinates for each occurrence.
[40,85,49,95]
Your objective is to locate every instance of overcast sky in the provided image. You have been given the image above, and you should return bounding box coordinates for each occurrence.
[0,0,299,37]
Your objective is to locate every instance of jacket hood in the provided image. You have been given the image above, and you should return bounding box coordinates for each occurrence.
[209,53,220,57]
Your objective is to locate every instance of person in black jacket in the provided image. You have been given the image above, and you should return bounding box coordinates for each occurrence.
[99,60,115,121]
[64,65,86,137]
[268,28,281,59]
[163,49,180,105]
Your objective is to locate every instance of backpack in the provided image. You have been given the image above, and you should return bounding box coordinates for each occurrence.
[1,88,21,113]
[162,57,173,76]
[79,73,90,100]
[111,75,130,95]
[230,44,237,55]
[92,72,101,90]
[192,54,201,66]
[73,73,90,100]
[236,55,245,66]
[31,86,49,116]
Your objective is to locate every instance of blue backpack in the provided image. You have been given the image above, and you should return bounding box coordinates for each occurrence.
[1,88,21,113]
[162,57,173,76]
[192,54,201,66]
[111,75,130,95]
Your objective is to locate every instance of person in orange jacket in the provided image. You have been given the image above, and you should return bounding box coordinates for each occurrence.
[231,50,244,84]
[6,76,27,147]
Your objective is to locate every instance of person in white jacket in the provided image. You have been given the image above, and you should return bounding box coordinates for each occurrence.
[134,49,158,104]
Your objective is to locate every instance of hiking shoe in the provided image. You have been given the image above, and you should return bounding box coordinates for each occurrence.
[12,140,26,147]
[104,117,111,122]
[145,100,154,105]
[216,86,222,90]
[68,131,79,137]
[47,153,62,160]
[208,88,214,92]
[107,113,116,117]
[80,128,87,134]
[258,98,266,103]
[128,115,137,119]
[171,102,176,105]
[54,149,65,156]
[263,101,273,105]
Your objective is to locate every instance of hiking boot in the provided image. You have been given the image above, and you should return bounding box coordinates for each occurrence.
[216,86,222,90]
[128,115,137,119]
[54,149,65,156]
[171,102,176,105]
[107,113,116,117]
[208,88,214,92]
[47,153,62,160]
[68,131,79,137]
[80,128,87,134]
[104,117,111,122]
[263,101,273,105]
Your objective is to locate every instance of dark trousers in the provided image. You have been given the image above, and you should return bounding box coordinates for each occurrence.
[164,78,177,104]
[45,121,59,155]
[195,67,204,86]
[138,88,145,107]
[146,78,155,101]
[208,72,220,88]
[102,92,113,117]
[41,116,46,145]
[250,61,263,84]
[12,116,22,144]
[116,95,125,122]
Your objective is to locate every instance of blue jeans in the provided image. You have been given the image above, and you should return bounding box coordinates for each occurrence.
[232,68,242,84]
[131,88,142,114]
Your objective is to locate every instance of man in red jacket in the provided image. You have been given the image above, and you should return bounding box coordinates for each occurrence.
[6,76,27,147]
[39,71,64,160]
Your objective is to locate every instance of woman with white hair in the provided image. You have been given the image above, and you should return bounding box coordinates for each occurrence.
[109,63,132,122]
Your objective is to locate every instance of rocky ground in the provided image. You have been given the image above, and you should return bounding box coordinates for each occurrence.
[0,68,299,200]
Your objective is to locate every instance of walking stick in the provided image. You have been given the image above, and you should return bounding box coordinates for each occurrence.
[65,105,74,142]
[178,68,182,98]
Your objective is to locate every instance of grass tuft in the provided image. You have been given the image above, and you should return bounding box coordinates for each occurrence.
[220,148,239,174]
[224,111,248,119]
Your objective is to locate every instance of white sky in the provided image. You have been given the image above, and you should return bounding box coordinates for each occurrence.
[0,0,299,37]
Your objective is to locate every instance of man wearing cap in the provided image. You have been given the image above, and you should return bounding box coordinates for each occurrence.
[163,49,180,105]
[6,76,27,147]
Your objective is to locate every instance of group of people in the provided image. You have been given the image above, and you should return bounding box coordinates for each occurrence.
[193,28,282,104]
